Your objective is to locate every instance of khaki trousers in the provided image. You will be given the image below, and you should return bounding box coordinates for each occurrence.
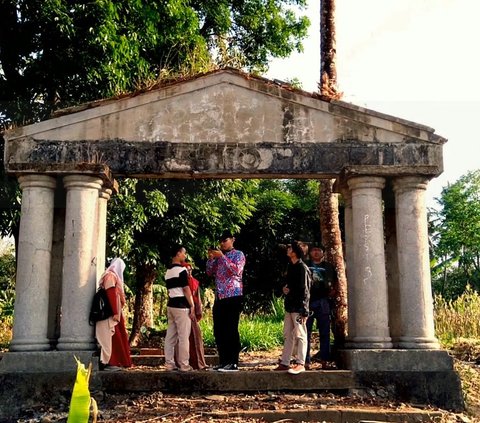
[280,312,307,366]
[165,307,192,370]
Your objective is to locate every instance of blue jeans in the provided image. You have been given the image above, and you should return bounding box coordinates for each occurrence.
[305,298,330,363]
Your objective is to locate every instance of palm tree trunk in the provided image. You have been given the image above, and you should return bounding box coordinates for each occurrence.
[319,0,346,353]
[319,0,341,99]
[319,180,347,351]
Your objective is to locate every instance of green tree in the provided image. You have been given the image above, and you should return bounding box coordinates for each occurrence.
[0,0,309,125]
[0,134,20,253]
[430,170,480,299]
[0,244,16,321]
[0,0,310,302]
[240,179,321,313]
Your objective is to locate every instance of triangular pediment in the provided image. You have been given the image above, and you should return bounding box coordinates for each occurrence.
[5,69,445,179]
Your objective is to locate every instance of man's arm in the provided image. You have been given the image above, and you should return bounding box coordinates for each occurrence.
[218,250,245,276]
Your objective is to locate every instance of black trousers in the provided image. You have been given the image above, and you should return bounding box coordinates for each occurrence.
[213,295,243,366]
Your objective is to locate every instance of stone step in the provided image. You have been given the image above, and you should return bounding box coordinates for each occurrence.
[131,354,219,367]
[98,368,355,393]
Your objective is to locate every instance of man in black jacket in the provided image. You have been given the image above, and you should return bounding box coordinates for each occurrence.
[274,240,311,375]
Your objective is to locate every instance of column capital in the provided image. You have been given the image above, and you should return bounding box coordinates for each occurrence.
[347,176,385,191]
[393,176,429,193]
[63,175,103,191]
[18,174,56,190]
[99,187,113,201]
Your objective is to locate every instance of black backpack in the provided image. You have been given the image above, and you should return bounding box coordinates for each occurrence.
[89,287,114,325]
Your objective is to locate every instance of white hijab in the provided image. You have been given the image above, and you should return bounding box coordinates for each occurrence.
[106,257,126,294]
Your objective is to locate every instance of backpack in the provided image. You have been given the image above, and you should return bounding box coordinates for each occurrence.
[89,287,114,325]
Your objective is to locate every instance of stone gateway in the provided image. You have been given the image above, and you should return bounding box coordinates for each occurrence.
[1,69,463,414]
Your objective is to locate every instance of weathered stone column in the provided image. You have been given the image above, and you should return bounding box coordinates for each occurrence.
[57,175,103,351]
[96,187,112,284]
[347,176,392,348]
[341,189,356,343]
[10,175,56,352]
[393,176,439,349]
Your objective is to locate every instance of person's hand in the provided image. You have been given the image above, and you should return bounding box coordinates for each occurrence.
[196,312,203,322]
[282,285,290,295]
[210,249,223,259]
[296,314,307,325]
[189,308,196,321]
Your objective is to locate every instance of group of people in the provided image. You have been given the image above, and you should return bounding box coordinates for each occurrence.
[163,230,246,372]
[275,240,337,375]
[94,234,337,375]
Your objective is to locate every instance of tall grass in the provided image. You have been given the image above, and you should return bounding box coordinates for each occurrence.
[435,285,480,347]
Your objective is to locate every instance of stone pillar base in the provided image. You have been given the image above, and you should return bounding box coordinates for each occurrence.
[339,349,453,371]
[338,349,464,411]
[0,351,99,373]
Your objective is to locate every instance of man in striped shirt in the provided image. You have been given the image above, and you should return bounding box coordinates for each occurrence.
[164,244,195,372]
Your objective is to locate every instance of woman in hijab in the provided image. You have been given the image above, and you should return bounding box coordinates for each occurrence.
[95,258,132,371]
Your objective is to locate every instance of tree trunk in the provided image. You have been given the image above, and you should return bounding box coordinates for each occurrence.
[129,262,157,346]
[319,179,347,352]
[319,0,341,99]
[319,0,346,354]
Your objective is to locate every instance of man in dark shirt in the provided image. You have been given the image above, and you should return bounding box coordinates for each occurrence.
[275,240,311,375]
[164,244,195,372]
[305,244,337,369]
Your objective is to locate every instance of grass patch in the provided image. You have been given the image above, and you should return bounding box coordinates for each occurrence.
[199,312,283,351]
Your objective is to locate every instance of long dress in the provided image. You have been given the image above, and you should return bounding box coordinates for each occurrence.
[95,271,132,368]
[188,275,207,370]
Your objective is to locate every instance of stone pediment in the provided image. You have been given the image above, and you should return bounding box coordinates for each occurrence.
[4,68,445,179]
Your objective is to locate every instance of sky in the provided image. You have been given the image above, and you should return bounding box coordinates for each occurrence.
[266,0,480,208]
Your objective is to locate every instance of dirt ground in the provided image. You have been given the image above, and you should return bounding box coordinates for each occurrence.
[13,348,480,423]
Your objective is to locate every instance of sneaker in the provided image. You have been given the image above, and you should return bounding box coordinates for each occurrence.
[288,364,306,375]
[273,363,290,371]
[165,364,178,371]
[212,364,226,371]
[218,363,239,372]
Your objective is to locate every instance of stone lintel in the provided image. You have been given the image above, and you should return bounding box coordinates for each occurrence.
[7,162,118,192]
[338,349,454,371]
[5,139,443,179]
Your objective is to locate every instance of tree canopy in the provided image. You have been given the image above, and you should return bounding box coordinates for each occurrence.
[429,170,480,298]
[0,0,309,126]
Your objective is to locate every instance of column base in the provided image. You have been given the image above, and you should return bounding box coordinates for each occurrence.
[57,339,97,351]
[396,336,440,349]
[345,336,393,349]
[9,339,51,352]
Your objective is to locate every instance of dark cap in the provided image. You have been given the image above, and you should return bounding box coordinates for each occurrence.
[290,240,304,259]
[310,243,325,251]
[219,231,235,241]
